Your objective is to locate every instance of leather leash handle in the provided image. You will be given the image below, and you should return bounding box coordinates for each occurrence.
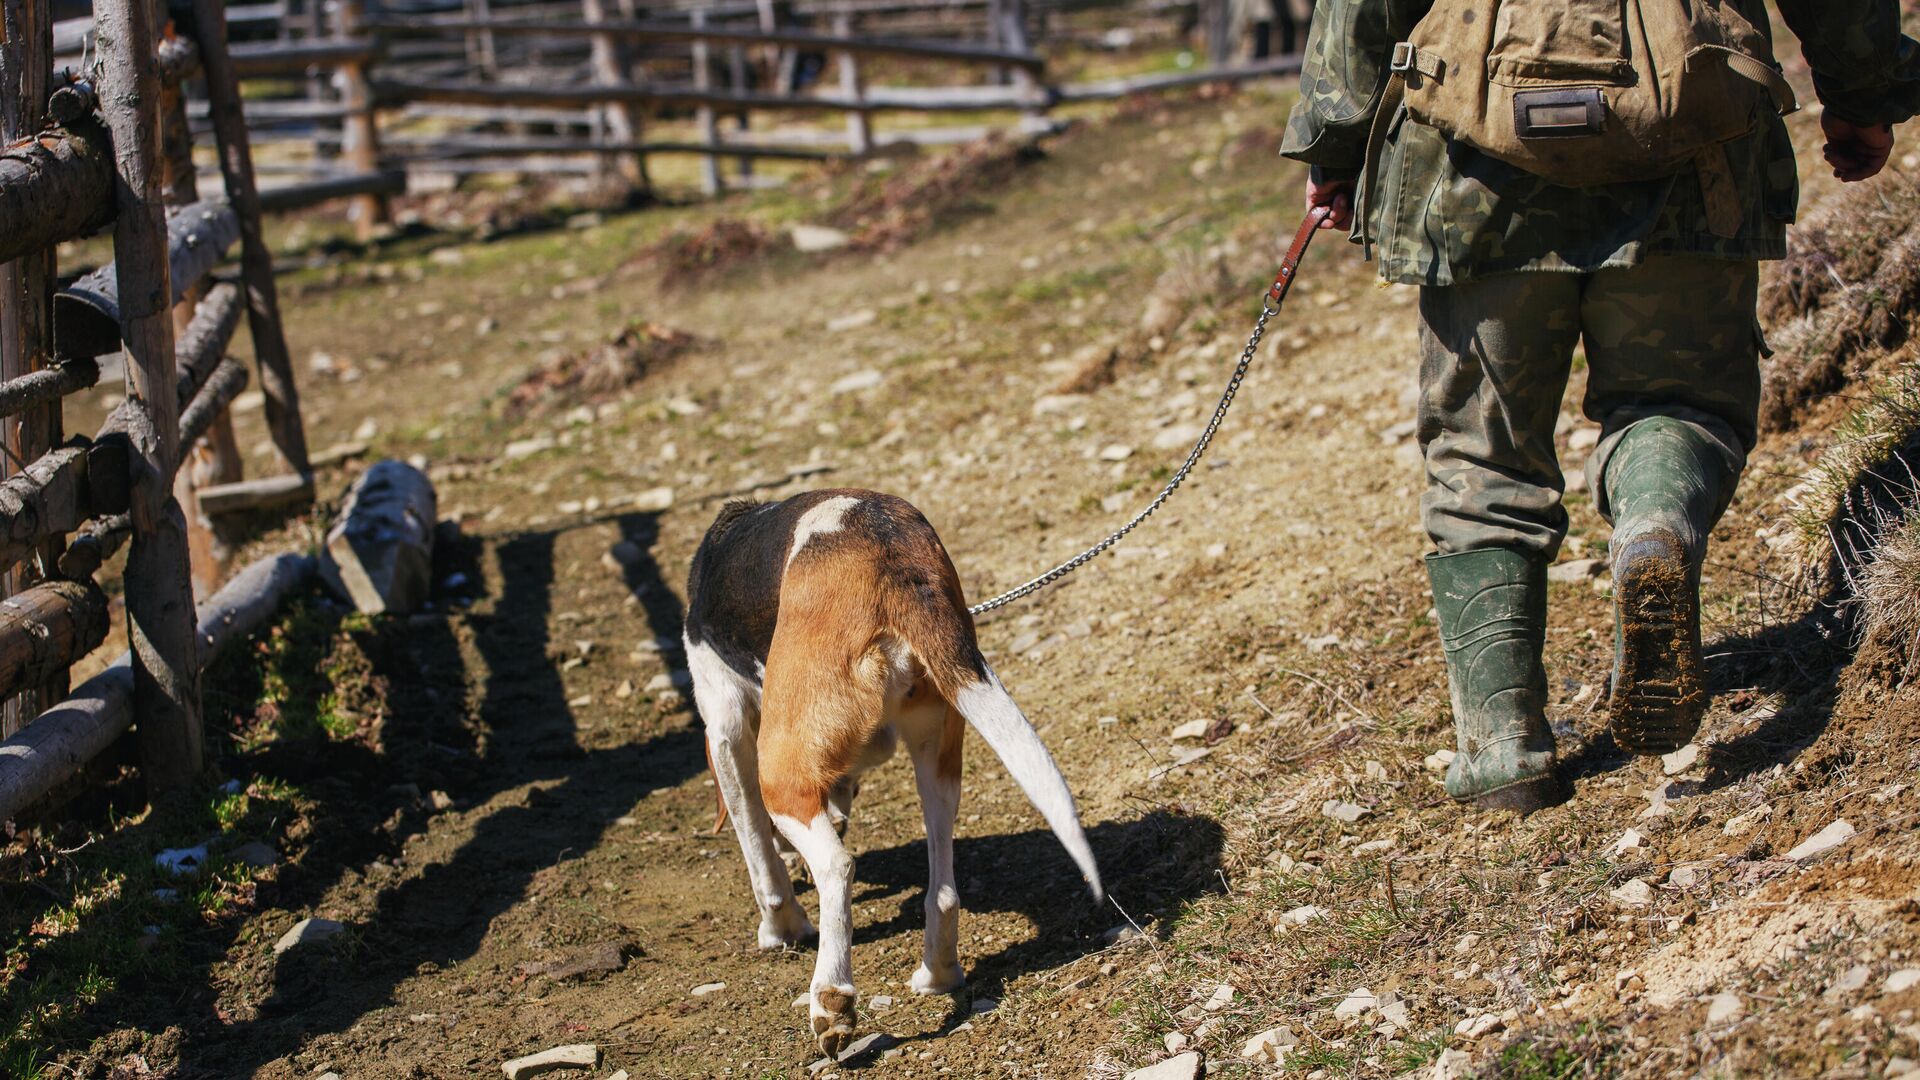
[1267,203,1334,308]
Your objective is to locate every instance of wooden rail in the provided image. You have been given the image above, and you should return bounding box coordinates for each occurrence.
[0,0,318,816]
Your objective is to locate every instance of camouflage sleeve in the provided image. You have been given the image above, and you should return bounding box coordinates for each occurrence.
[1278,0,1426,172]
[1776,0,1920,126]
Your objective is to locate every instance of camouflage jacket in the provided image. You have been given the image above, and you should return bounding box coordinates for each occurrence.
[1280,0,1920,285]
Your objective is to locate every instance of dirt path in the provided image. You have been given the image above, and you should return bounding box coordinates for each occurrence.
[32,78,1920,1080]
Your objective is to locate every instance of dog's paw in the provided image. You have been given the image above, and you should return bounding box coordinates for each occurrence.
[809,985,858,1057]
[757,907,816,951]
[909,962,966,995]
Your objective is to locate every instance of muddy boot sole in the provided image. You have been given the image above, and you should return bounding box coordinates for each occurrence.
[1610,529,1705,755]
[1454,771,1565,815]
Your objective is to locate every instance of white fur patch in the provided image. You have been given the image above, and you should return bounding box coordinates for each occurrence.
[786,495,862,568]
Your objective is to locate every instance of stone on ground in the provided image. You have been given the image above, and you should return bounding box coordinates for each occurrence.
[1240,1025,1295,1062]
[1785,819,1855,861]
[1333,986,1376,1020]
[1886,968,1920,994]
[500,1044,599,1078]
[689,981,725,996]
[1123,1051,1201,1080]
[273,917,346,955]
[1706,992,1744,1026]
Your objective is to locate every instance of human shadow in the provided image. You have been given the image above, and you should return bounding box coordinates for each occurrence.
[163,512,706,1075]
[840,809,1227,1041]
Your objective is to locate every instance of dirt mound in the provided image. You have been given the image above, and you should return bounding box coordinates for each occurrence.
[825,136,1044,252]
[647,218,782,281]
[505,321,698,417]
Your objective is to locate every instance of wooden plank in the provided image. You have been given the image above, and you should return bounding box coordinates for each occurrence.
[1054,54,1300,100]
[0,580,110,702]
[196,471,314,516]
[835,13,874,155]
[0,359,99,421]
[372,75,1039,112]
[0,121,117,266]
[378,134,849,160]
[95,0,205,795]
[691,9,722,196]
[255,169,408,213]
[227,37,377,76]
[190,0,313,477]
[335,0,390,241]
[0,551,316,824]
[363,14,1046,68]
[583,0,647,188]
[54,198,242,360]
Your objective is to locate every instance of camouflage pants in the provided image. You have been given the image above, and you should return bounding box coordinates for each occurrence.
[1417,256,1762,558]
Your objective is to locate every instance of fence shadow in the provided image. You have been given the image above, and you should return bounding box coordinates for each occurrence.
[162,512,704,1075]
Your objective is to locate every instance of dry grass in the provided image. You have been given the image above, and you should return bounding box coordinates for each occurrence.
[503,321,699,418]
[1781,357,1920,590]
[824,135,1044,251]
[1853,511,1920,680]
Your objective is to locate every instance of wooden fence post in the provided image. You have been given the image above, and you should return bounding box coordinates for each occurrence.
[94,0,205,794]
[690,9,722,196]
[185,0,314,478]
[582,0,647,191]
[0,0,59,737]
[834,13,873,156]
[728,44,753,180]
[335,0,388,241]
[995,0,1045,125]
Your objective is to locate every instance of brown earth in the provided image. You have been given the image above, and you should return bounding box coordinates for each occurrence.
[13,75,1920,1080]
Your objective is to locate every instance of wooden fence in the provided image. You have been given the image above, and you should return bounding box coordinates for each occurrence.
[0,0,318,823]
[47,0,1300,238]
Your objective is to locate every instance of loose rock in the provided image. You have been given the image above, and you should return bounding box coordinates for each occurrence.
[1706,992,1744,1026]
[1786,819,1855,861]
[229,841,278,869]
[273,917,346,955]
[1547,558,1604,583]
[689,982,726,997]
[1661,744,1700,776]
[1609,878,1654,907]
[1123,1051,1201,1080]
[1455,1013,1504,1038]
[1333,986,1376,1020]
[1240,1025,1296,1063]
[1886,969,1920,993]
[1322,801,1368,823]
[501,1044,599,1079]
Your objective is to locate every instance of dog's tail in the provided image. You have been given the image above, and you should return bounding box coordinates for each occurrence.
[931,656,1104,903]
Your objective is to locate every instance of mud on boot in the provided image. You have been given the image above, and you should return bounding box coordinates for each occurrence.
[1608,526,1705,754]
[1428,548,1564,814]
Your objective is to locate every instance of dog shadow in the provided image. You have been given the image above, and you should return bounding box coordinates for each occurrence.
[839,808,1226,1049]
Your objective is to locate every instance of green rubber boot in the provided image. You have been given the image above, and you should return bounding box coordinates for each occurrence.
[1428,548,1562,813]
[1603,418,1726,755]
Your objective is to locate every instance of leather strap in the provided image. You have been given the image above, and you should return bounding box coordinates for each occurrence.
[1267,203,1334,307]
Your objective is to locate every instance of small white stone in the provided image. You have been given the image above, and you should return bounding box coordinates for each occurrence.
[1661,744,1700,776]
[689,981,726,997]
[1885,968,1920,994]
[791,224,852,252]
[829,367,883,392]
[1322,800,1368,823]
[1668,866,1699,889]
[1099,443,1135,462]
[1240,1025,1296,1062]
[1202,983,1235,1011]
[1454,933,1481,955]
[1786,819,1855,861]
[826,310,878,334]
[1429,1049,1473,1079]
[1828,965,1872,996]
[1170,719,1210,741]
[1547,557,1605,583]
[1122,1051,1201,1080]
[1609,878,1654,907]
[1162,1032,1189,1054]
[1706,992,1743,1026]
[500,1044,599,1079]
[273,917,345,955]
[1610,829,1645,856]
[1423,748,1456,774]
[1455,1013,1504,1038]
[1278,905,1327,928]
[1333,986,1376,1020]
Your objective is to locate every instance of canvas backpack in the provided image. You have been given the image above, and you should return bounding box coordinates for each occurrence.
[1369,0,1798,191]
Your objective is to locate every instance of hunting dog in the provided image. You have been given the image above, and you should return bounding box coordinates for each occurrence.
[684,489,1104,1056]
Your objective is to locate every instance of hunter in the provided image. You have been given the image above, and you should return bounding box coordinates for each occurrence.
[1284,0,1918,811]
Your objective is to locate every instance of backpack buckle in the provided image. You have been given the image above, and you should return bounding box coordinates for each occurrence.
[1390,42,1416,73]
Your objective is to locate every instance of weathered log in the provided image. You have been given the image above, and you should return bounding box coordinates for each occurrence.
[56,513,129,582]
[54,198,241,359]
[184,0,312,475]
[171,280,242,408]
[380,135,847,161]
[0,359,99,421]
[177,357,249,451]
[319,459,436,616]
[0,551,315,823]
[1054,54,1301,101]
[195,471,314,515]
[363,14,1046,68]
[583,0,648,189]
[253,170,408,214]
[0,580,110,701]
[0,448,91,573]
[96,0,205,793]
[0,120,117,266]
[335,0,390,242]
[371,75,1034,113]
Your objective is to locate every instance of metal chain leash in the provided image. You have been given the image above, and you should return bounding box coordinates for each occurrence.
[966,204,1331,617]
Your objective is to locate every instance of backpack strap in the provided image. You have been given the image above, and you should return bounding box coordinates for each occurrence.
[1358,43,1441,259]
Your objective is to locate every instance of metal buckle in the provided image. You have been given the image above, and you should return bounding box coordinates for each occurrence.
[1390,42,1416,73]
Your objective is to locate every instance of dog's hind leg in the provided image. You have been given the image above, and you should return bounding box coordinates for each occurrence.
[904,701,966,994]
[686,640,814,950]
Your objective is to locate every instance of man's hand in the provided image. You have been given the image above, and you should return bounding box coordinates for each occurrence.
[1822,112,1895,182]
[1306,166,1357,230]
